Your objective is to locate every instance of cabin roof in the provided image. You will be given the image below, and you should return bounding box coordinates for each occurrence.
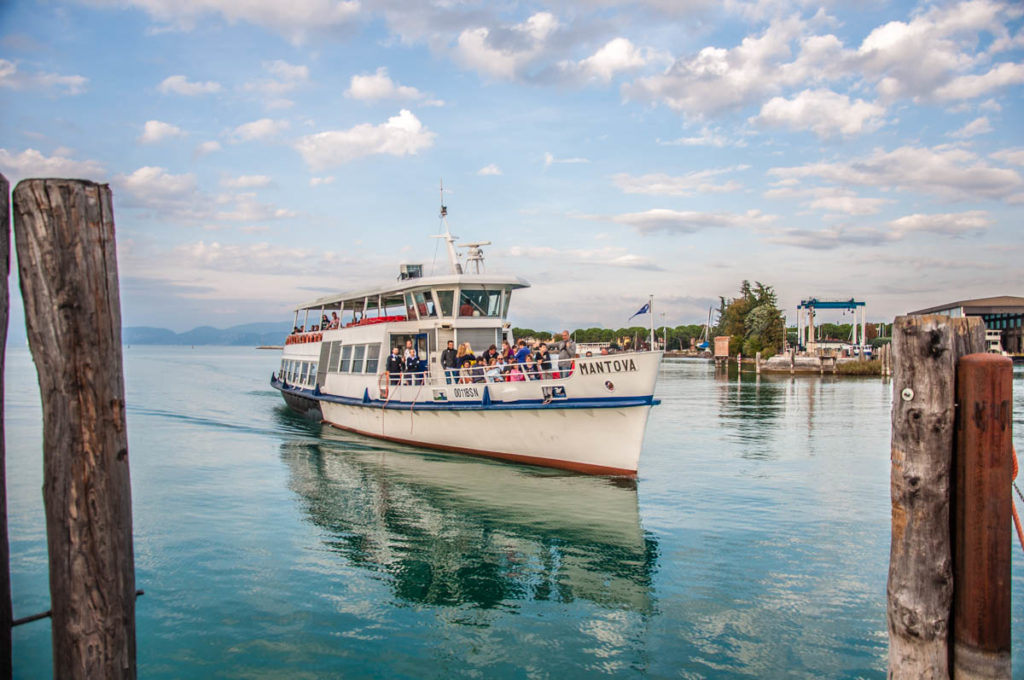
[294,273,531,311]
[908,295,1024,315]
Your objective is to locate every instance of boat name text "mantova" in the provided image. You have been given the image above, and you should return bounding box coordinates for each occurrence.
[578,358,638,376]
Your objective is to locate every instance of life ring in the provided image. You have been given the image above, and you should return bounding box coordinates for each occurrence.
[378,372,389,399]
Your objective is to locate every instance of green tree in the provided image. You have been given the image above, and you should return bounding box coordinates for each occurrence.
[716,280,784,357]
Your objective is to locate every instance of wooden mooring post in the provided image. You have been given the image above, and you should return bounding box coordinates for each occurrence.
[11,179,136,679]
[886,314,1015,679]
[952,354,1012,679]
[0,174,11,680]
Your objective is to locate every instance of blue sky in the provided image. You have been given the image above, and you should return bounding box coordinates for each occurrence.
[1,0,1022,334]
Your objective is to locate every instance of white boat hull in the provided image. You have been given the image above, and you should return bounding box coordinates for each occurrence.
[318,399,653,475]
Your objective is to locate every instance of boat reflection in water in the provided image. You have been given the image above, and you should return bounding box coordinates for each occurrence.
[278,420,658,614]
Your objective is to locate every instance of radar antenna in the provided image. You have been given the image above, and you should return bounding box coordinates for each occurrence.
[458,241,491,274]
[430,179,463,274]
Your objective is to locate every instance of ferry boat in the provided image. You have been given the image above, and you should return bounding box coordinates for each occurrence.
[271,201,662,475]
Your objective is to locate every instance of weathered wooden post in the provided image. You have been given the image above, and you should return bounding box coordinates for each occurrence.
[0,174,11,680]
[952,354,1012,679]
[887,315,983,679]
[11,179,136,679]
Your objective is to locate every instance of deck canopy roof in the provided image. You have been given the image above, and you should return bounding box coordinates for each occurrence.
[293,273,530,312]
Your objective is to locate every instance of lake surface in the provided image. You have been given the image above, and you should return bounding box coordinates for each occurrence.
[7,346,1024,678]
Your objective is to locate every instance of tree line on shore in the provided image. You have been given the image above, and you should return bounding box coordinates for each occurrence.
[514,280,892,358]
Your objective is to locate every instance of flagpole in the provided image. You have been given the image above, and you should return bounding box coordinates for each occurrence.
[648,294,654,350]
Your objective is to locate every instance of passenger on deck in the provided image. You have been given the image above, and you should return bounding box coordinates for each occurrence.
[484,357,503,382]
[508,363,526,381]
[514,339,531,364]
[386,347,404,385]
[458,343,476,383]
[501,339,514,362]
[441,340,459,384]
[536,343,552,377]
[405,345,421,385]
[330,312,340,329]
[321,314,329,329]
[524,355,540,380]
[484,344,499,364]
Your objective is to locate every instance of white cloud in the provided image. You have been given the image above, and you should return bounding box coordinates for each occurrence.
[505,245,660,270]
[657,126,744,148]
[621,15,831,117]
[934,62,1024,100]
[345,67,441,105]
[543,152,589,167]
[769,144,1024,201]
[857,1,1020,101]
[0,59,87,95]
[991,148,1024,166]
[478,164,502,176]
[114,166,201,218]
[310,176,335,186]
[764,210,992,250]
[766,225,892,249]
[752,89,885,137]
[265,60,309,82]
[158,74,221,95]
[214,193,296,221]
[764,185,894,216]
[949,116,993,138]
[221,174,273,188]
[195,140,222,156]
[138,120,186,143]
[568,38,648,83]
[230,118,289,142]
[92,0,360,43]
[612,167,746,196]
[294,109,436,170]
[888,210,991,236]
[609,208,775,234]
[454,12,560,80]
[244,60,309,104]
[0,147,104,179]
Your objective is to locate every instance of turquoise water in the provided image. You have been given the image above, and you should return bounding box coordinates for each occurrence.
[6,347,1023,678]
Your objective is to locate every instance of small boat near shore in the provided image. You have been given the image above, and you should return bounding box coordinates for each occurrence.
[271,200,662,475]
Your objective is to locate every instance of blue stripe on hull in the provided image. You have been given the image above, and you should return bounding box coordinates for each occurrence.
[270,377,658,411]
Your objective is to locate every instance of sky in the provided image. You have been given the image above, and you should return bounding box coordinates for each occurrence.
[1,0,1022,336]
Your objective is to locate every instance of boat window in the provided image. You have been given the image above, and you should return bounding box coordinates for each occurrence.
[459,289,502,317]
[501,289,511,318]
[364,343,381,373]
[351,345,366,373]
[404,292,418,320]
[339,345,352,372]
[300,362,310,383]
[413,291,435,318]
[309,363,317,384]
[288,361,296,382]
[435,289,454,317]
[327,341,342,372]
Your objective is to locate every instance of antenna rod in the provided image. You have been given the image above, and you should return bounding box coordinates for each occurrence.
[435,179,462,275]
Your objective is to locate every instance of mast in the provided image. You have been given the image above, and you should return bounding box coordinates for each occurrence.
[432,179,463,275]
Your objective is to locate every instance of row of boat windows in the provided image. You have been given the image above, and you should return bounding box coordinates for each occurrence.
[326,342,382,374]
[281,343,384,385]
[280,359,318,386]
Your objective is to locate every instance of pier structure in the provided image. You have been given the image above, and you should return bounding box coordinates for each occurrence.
[908,296,1024,355]
[796,297,867,356]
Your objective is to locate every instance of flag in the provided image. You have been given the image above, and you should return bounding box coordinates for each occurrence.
[629,302,650,320]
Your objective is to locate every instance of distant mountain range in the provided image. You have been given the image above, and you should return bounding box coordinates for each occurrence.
[123,322,292,346]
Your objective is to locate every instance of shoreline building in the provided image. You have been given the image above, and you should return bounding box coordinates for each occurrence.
[908,295,1024,354]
